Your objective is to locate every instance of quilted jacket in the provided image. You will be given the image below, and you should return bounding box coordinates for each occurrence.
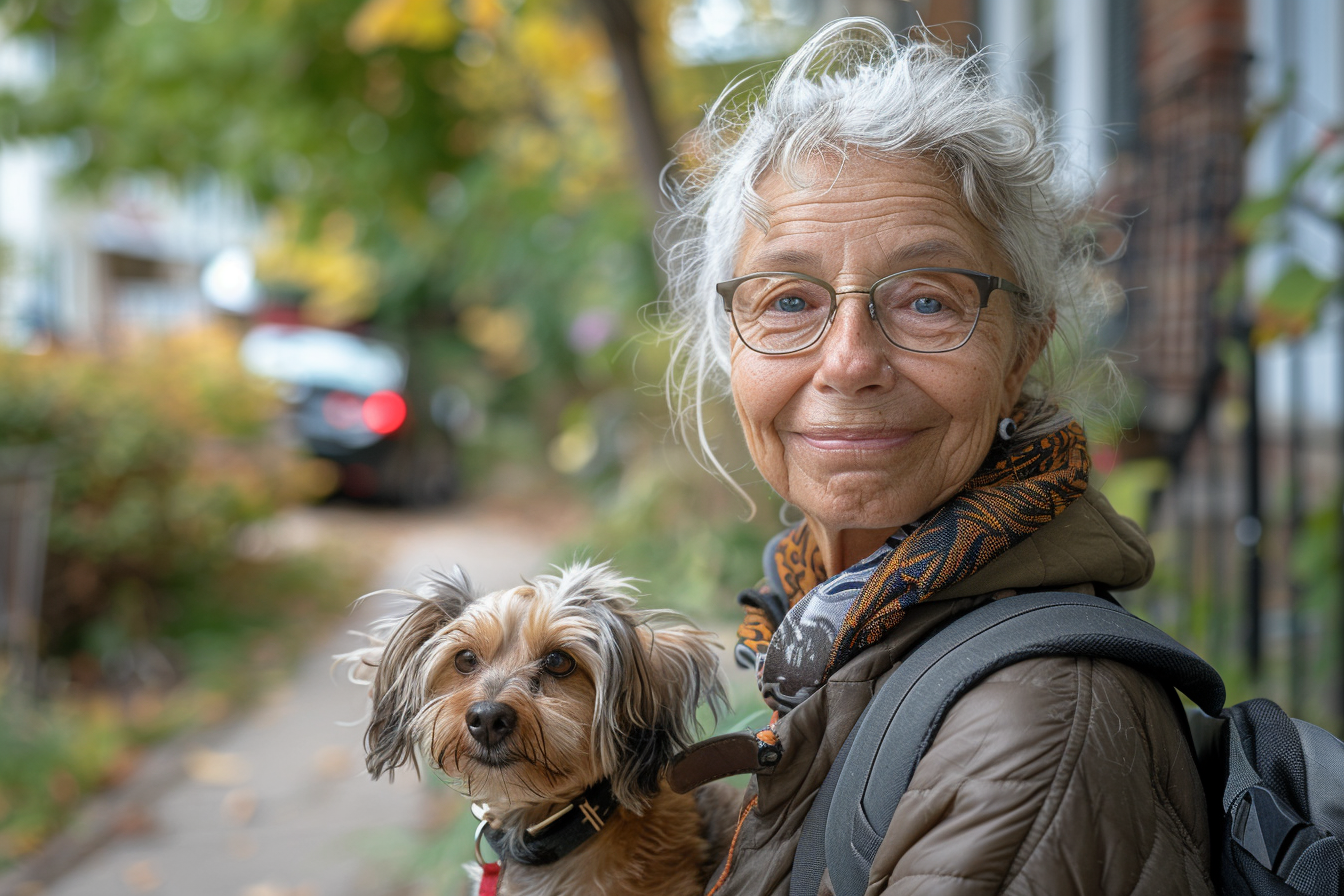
[705,486,1216,896]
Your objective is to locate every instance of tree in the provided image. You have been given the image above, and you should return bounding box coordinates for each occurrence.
[1,0,697,485]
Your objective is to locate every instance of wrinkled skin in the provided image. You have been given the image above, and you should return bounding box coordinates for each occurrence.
[729,153,1048,572]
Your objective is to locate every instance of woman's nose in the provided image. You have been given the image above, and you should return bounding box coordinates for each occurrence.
[814,294,897,394]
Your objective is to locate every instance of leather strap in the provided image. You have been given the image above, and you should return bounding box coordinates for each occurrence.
[668,730,782,793]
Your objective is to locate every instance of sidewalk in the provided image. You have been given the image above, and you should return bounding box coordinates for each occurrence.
[19,504,559,896]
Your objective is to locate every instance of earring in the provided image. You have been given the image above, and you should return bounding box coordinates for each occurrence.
[997,417,1017,441]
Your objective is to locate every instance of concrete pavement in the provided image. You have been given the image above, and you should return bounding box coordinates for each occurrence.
[30,504,559,896]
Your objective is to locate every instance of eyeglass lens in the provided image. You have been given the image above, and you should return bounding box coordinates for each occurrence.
[728,270,984,354]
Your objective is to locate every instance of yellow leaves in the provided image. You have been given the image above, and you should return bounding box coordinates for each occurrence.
[256,211,380,328]
[459,305,536,376]
[493,119,561,182]
[549,420,598,473]
[345,0,629,194]
[461,0,507,32]
[346,0,460,54]
[515,12,606,82]
[345,0,506,54]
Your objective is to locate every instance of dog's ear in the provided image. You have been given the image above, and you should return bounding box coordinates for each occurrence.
[606,624,727,810]
[364,565,477,780]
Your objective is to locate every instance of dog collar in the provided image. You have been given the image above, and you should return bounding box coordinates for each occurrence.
[480,779,620,866]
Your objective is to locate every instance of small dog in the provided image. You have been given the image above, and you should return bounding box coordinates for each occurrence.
[343,562,740,896]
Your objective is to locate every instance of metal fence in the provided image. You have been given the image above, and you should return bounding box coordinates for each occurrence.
[0,445,55,693]
[1133,312,1344,735]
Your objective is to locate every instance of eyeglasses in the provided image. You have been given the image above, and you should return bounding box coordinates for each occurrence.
[717,267,1028,355]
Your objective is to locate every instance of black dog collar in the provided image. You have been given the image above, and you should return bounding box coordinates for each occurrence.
[481,779,621,866]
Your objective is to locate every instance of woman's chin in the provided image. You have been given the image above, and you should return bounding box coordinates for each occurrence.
[792,476,940,535]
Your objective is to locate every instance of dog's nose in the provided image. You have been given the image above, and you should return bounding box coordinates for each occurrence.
[466,701,517,747]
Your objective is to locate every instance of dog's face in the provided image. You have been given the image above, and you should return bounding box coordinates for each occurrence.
[356,563,726,812]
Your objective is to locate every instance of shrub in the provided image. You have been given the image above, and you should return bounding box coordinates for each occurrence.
[0,326,331,678]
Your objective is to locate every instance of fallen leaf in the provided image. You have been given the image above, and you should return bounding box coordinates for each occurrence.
[122,859,161,892]
[184,750,251,787]
[313,745,351,780]
[222,787,258,825]
[113,804,157,837]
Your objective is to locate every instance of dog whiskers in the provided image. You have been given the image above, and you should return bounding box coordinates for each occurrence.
[354,558,728,813]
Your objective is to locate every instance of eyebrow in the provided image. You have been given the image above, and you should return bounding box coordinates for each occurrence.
[882,239,980,271]
[741,247,824,272]
[741,238,982,277]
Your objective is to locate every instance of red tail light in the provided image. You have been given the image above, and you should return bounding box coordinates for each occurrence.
[362,390,408,435]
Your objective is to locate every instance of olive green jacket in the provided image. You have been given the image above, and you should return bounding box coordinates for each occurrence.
[706,487,1215,896]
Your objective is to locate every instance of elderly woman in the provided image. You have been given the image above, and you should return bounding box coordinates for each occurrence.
[659,18,1213,896]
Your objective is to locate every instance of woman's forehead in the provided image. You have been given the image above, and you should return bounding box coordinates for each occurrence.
[739,154,1004,275]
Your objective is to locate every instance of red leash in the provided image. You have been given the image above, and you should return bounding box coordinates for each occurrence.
[475,812,503,896]
[478,861,501,896]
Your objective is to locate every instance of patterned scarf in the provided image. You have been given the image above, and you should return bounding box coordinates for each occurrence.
[737,418,1090,712]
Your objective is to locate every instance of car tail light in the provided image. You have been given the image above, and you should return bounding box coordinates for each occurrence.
[322,391,365,429]
[362,390,407,435]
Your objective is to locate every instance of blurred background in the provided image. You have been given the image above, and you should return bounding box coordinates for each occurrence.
[0,0,1340,892]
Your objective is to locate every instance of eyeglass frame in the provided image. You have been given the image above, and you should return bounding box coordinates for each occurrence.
[716,266,1030,356]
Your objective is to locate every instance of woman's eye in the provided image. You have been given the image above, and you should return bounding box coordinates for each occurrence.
[911,296,945,315]
[454,650,478,674]
[773,294,809,313]
[541,651,576,677]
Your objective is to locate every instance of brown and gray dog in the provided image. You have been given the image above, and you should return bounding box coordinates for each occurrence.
[342,561,740,896]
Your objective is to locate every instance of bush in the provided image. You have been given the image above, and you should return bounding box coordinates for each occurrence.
[0,328,332,676]
[0,327,355,865]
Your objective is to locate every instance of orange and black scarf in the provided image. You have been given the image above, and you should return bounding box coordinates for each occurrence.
[738,418,1090,711]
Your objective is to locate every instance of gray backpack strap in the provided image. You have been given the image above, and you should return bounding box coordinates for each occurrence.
[814,591,1225,896]
[789,720,860,896]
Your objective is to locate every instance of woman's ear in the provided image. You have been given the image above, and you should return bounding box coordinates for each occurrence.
[362,567,477,780]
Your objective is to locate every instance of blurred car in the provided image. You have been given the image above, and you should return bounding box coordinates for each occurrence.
[239,323,458,505]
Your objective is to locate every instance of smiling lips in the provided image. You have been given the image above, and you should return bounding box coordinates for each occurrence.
[793,429,916,451]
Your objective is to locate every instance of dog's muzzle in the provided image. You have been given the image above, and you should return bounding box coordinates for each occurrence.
[467,701,517,747]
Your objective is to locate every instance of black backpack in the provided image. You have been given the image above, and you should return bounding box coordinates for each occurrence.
[791,591,1344,896]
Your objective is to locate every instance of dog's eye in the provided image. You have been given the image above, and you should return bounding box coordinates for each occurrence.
[541,651,576,677]
[454,650,478,674]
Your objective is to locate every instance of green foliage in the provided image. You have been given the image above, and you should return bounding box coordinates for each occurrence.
[373,158,665,485]
[0,549,352,865]
[0,330,329,660]
[1293,497,1342,616]
[1230,192,1288,242]
[0,0,773,871]
[0,330,358,865]
[0,0,705,508]
[1226,121,1344,340]
[1,0,469,231]
[558,480,781,622]
[1290,496,1344,729]
[1097,457,1168,531]
[0,690,141,860]
[1261,261,1335,336]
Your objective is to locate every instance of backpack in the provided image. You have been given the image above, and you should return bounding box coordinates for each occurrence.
[791,591,1344,896]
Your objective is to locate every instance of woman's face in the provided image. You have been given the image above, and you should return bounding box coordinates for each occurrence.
[729,153,1042,553]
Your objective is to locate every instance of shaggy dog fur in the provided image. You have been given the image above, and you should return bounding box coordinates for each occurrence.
[342,562,740,896]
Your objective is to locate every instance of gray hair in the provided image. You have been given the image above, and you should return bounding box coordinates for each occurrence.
[655,17,1120,492]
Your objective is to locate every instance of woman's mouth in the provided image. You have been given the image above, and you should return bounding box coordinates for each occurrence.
[793,429,916,451]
